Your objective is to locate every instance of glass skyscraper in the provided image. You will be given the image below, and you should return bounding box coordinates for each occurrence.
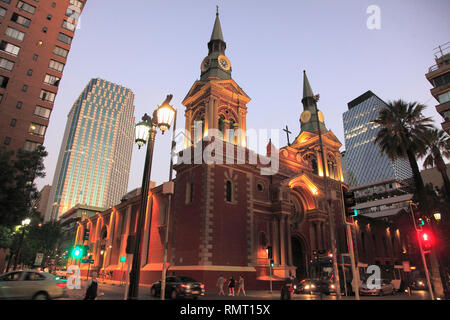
[342,91,413,187]
[45,78,135,221]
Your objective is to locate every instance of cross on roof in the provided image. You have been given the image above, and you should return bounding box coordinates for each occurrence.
[283,125,292,146]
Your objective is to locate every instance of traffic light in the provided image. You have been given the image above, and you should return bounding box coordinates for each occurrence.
[342,186,357,218]
[82,245,89,257]
[266,246,273,259]
[71,245,82,259]
[418,228,434,252]
[83,229,90,241]
[270,259,274,268]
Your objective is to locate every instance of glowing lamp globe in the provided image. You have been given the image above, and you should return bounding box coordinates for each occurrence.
[135,121,151,149]
[156,103,176,133]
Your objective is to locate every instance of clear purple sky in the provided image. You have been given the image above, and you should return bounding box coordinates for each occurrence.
[36,0,450,193]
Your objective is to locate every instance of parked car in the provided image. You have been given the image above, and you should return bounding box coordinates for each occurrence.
[0,270,67,300]
[150,276,205,299]
[293,278,316,294]
[359,279,394,296]
[411,278,428,290]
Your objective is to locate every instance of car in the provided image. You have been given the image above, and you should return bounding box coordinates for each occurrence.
[55,268,67,279]
[411,278,427,290]
[359,279,394,296]
[293,278,317,294]
[150,276,205,299]
[0,270,67,300]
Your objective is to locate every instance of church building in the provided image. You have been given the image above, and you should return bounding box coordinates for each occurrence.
[72,11,410,291]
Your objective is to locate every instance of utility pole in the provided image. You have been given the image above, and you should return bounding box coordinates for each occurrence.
[313,96,342,300]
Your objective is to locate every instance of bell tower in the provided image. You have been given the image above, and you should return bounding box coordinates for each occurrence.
[182,10,250,148]
[290,71,344,181]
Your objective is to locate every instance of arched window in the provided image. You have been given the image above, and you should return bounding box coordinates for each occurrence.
[229,119,236,144]
[226,180,233,202]
[311,158,318,175]
[218,115,225,137]
[327,160,337,179]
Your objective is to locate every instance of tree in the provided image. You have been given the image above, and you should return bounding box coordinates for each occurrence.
[419,128,450,200]
[0,145,47,226]
[373,100,433,197]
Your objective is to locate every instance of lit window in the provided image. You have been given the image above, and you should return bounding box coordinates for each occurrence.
[29,123,47,137]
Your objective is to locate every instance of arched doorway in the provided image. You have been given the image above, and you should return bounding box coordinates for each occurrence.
[291,236,307,280]
[98,226,108,271]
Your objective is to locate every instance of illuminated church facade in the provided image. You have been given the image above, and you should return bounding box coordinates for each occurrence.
[73,12,410,290]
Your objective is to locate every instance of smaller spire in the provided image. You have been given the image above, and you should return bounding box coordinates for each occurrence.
[303,70,314,99]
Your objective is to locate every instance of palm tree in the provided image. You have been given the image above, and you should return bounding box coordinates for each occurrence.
[419,128,450,199]
[373,100,434,195]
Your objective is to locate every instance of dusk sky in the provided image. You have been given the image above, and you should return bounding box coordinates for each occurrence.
[36,0,450,193]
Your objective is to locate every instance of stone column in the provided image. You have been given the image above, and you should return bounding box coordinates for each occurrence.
[309,223,316,251]
[279,215,286,266]
[286,218,293,266]
[271,216,280,266]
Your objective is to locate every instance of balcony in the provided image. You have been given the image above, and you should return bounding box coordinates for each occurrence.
[426,62,450,84]
[430,82,450,98]
[436,100,450,115]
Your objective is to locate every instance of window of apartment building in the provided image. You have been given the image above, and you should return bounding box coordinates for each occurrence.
[33,54,38,61]
[0,6,6,18]
[27,69,32,76]
[0,0,11,4]
[17,1,36,15]
[42,27,47,33]
[62,19,76,31]
[44,74,60,86]
[5,27,25,42]
[10,118,16,127]
[16,101,22,109]
[11,12,31,27]
[57,33,72,45]
[29,123,47,137]
[0,75,9,88]
[432,72,450,87]
[0,41,21,56]
[22,84,28,92]
[4,137,11,145]
[47,14,52,20]
[70,0,84,9]
[0,57,14,71]
[0,94,3,103]
[49,59,64,72]
[39,89,55,102]
[53,46,68,58]
[438,91,450,104]
[34,105,51,119]
[24,140,41,152]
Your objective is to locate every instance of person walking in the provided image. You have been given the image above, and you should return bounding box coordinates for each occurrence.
[228,276,235,296]
[217,275,226,296]
[237,275,246,296]
[84,271,101,300]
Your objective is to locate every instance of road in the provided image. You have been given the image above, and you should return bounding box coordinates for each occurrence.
[61,280,432,300]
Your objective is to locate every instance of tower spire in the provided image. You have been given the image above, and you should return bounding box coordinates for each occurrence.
[210,7,224,42]
[299,70,328,133]
[303,70,314,99]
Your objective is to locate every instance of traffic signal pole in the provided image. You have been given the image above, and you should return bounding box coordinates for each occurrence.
[409,202,434,300]
[339,186,360,300]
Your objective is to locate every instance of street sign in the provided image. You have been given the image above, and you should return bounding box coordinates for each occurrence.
[82,259,94,264]
[34,253,44,266]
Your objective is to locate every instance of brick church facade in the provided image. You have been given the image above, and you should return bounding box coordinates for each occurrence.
[73,12,413,291]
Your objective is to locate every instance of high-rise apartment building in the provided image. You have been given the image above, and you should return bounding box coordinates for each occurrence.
[425,42,450,134]
[0,0,86,153]
[342,90,413,187]
[45,78,135,221]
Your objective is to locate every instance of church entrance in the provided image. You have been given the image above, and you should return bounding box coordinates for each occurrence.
[291,236,307,280]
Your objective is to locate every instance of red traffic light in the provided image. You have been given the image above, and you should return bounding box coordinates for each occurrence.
[417,229,434,252]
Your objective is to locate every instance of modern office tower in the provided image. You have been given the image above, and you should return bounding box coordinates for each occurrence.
[425,42,450,134]
[342,90,413,187]
[45,78,135,221]
[0,0,87,153]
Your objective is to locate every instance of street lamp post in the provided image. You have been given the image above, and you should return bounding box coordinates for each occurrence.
[127,95,176,300]
[13,218,31,270]
[160,109,177,300]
